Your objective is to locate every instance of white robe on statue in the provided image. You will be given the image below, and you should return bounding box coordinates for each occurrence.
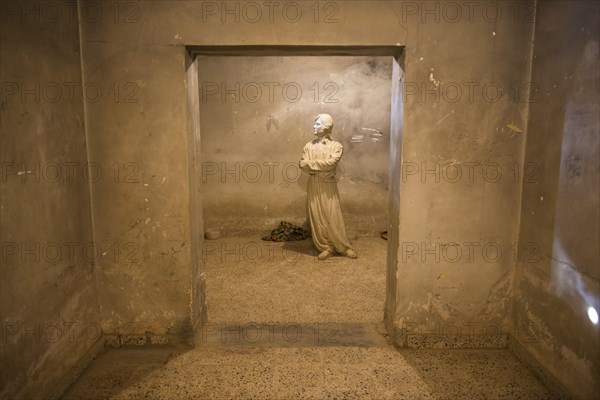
[300,136,354,253]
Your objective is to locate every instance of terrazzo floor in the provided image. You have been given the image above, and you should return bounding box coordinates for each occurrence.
[62,236,566,399]
[204,236,387,323]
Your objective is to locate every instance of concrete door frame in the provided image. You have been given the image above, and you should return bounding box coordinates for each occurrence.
[184,45,405,343]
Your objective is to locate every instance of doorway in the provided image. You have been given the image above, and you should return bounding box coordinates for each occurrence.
[185,46,405,344]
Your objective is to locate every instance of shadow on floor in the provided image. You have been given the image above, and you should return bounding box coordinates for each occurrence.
[280,238,319,257]
[62,346,190,400]
[399,348,569,400]
[196,322,389,348]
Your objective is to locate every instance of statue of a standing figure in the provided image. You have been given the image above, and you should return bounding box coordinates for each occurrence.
[299,114,358,260]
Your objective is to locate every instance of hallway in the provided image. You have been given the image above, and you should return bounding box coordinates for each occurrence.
[2,1,598,398]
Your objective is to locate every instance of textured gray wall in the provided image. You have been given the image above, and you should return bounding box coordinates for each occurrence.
[75,1,537,350]
[393,1,533,345]
[0,4,101,399]
[1,1,598,398]
[198,56,391,235]
[514,1,600,397]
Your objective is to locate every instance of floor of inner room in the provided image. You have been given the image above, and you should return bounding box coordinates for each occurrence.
[62,236,565,399]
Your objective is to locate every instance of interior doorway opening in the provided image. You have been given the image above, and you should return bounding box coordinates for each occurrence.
[185,46,405,343]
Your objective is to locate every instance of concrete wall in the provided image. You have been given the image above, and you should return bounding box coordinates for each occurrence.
[394,2,535,345]
[4,1,597,398]
[75,0,537,348]
[513,1,600,398]
[79,7,196,346]
[198,55,391,235]
[0,3,101,399]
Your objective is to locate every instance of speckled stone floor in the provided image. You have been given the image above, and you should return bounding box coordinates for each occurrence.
[63,344,563,399]
[204,236,387,324]
[62,236,566,399]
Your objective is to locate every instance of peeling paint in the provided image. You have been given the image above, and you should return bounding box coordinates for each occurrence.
[429,68,441,87]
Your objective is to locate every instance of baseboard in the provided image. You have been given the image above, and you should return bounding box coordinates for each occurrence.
[390,325,510,349]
